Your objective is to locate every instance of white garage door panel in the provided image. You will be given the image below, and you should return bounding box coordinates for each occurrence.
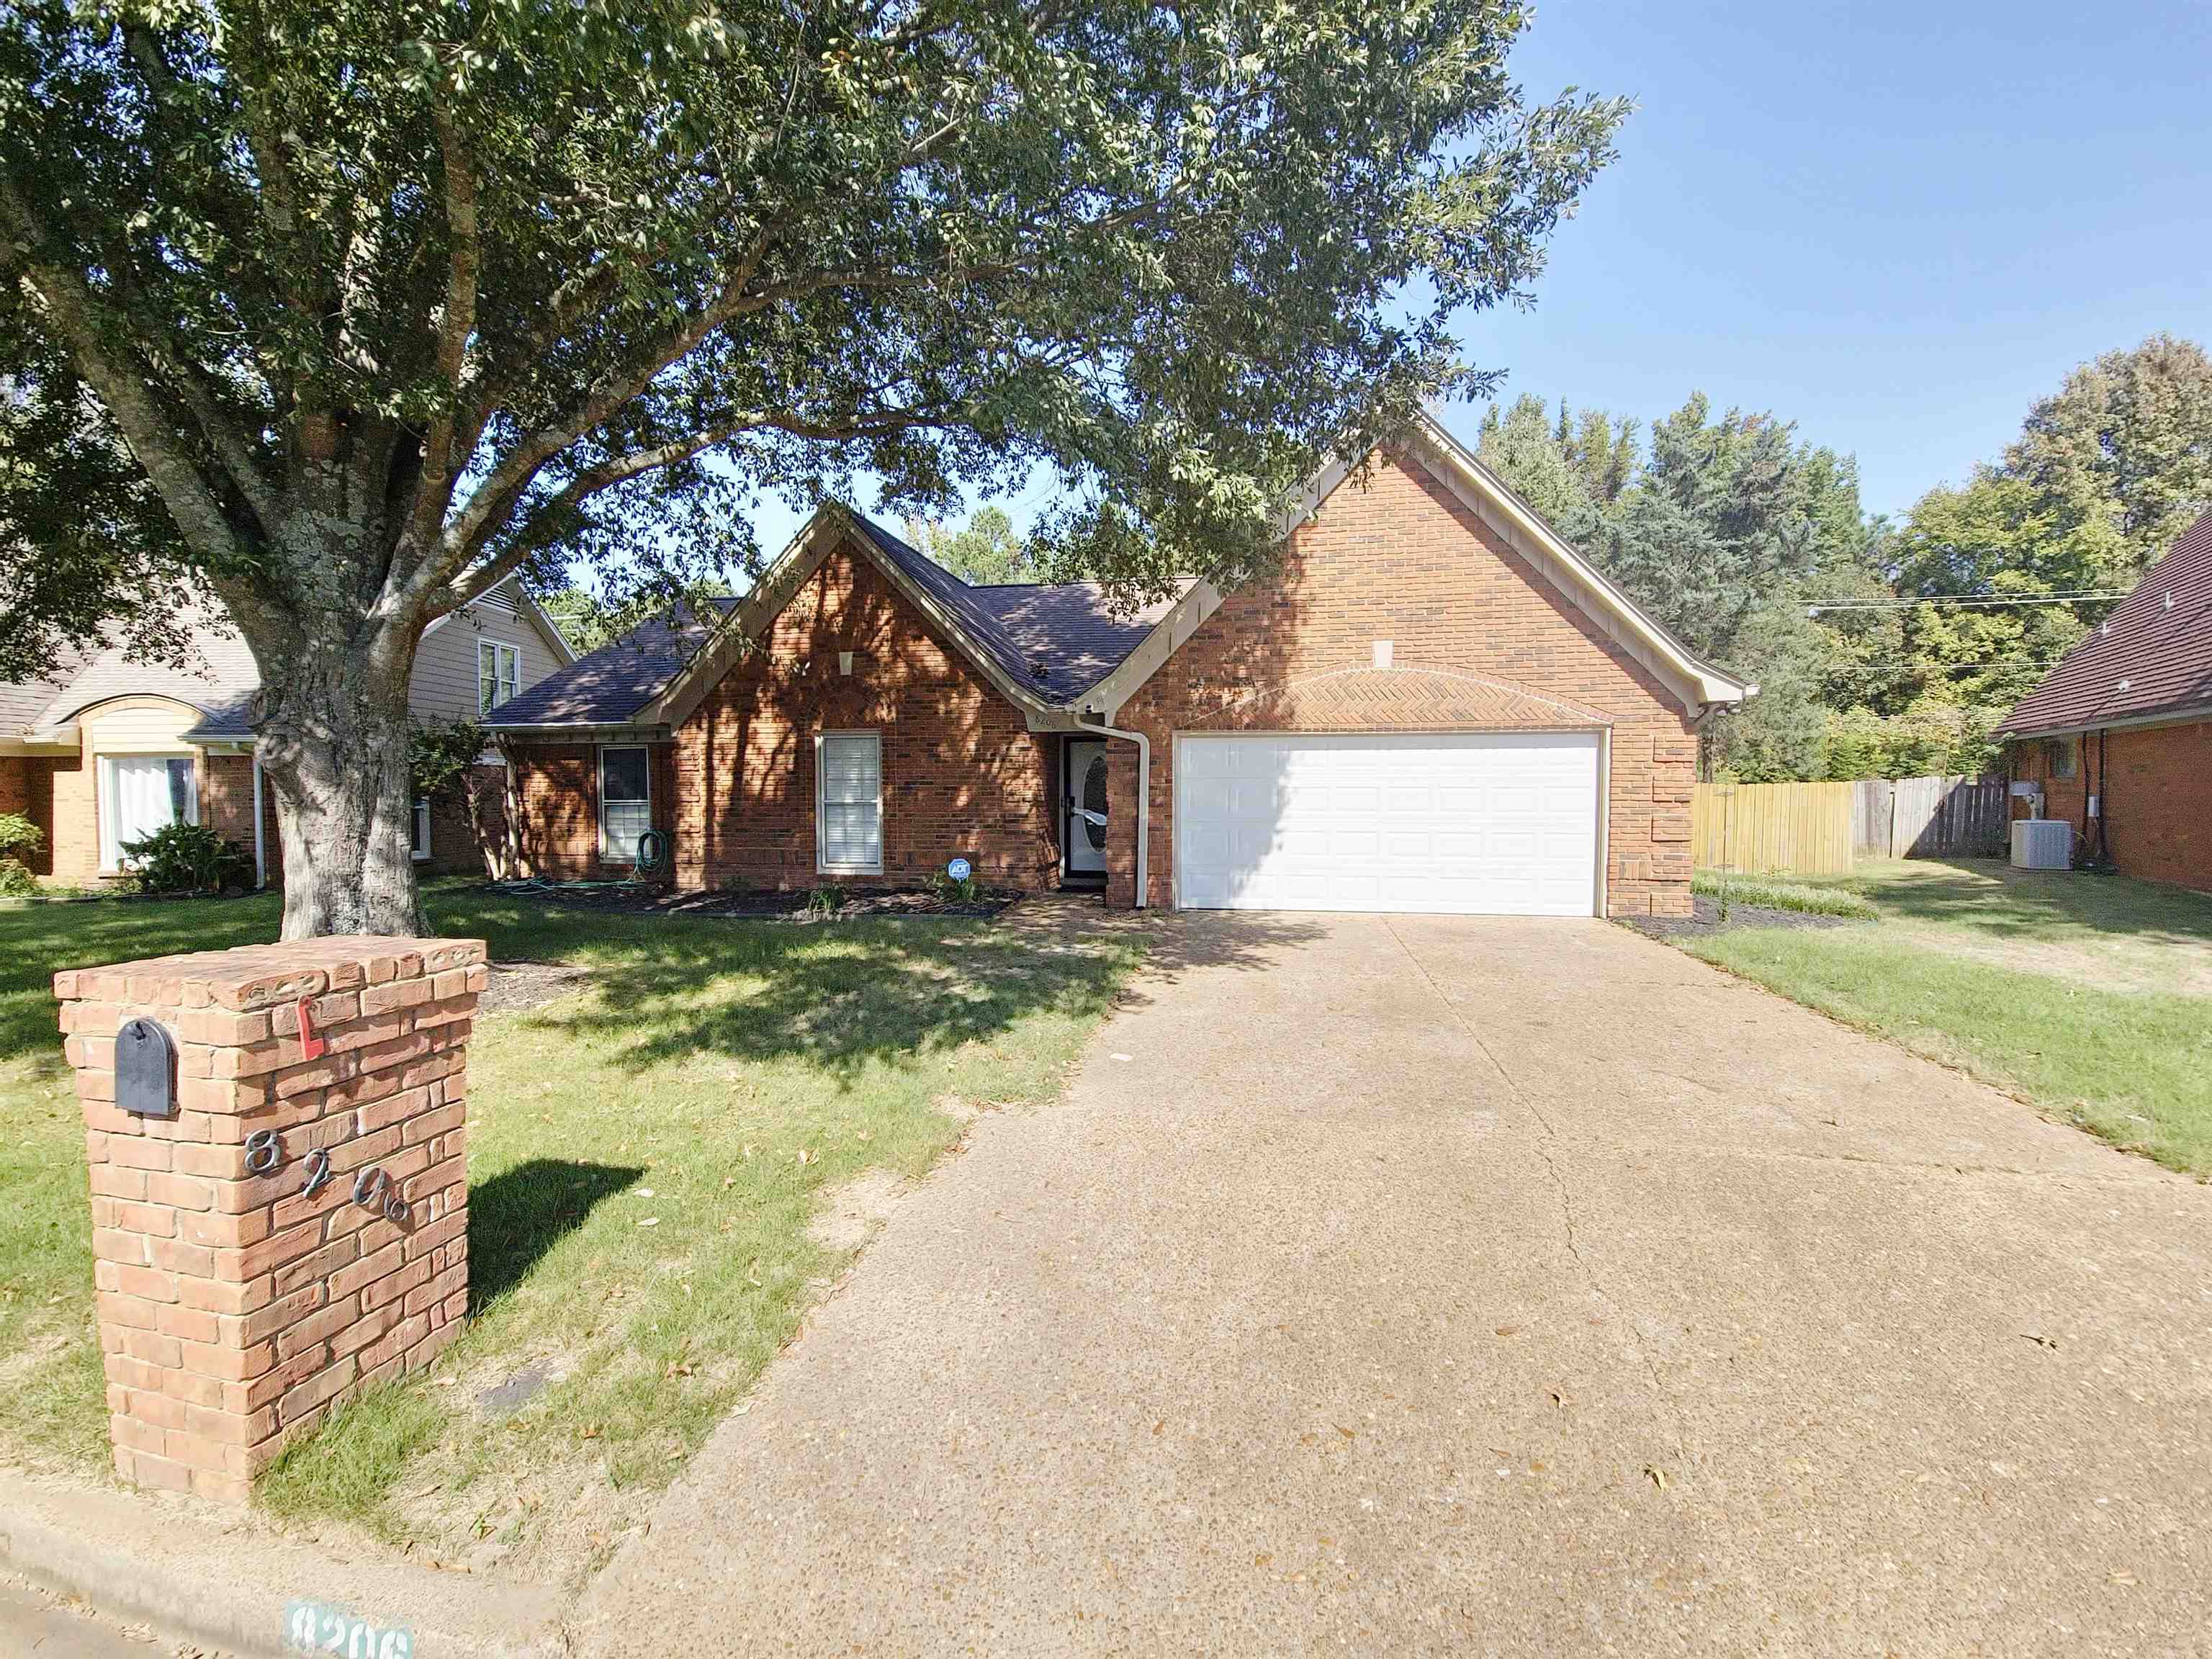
[1175,732,1601,916]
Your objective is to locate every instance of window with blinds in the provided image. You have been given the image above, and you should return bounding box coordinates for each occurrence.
[598,745,652,860]
[817,732,883,873]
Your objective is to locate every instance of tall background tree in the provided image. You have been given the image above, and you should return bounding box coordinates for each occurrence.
[0,0,1624,935]
[1478,334,2212,782]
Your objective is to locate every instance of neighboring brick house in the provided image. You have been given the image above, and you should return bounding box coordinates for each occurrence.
[0,577,572,887]
[490,416,1749,917]
[2000,508,2212,892]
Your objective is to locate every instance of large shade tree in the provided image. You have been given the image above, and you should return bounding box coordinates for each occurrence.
[0,0,1622,935]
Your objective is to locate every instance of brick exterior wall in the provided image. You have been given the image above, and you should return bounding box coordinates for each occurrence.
[1104,452,1699,916]
[2009,720,2212,892]
[198,754,512,886]
[55,937,483,1502]
[508,742,679,881]
[0,756,58,878]
[200,752,274,882]
[657,541,1061,891]
[43,750,96,884]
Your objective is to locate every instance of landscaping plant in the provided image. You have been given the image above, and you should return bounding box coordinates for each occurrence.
[409,717,508,878]
[0,811,40,895]
[117,822,256,896]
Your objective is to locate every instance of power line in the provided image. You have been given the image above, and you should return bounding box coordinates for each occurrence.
[1807,591,2128,613]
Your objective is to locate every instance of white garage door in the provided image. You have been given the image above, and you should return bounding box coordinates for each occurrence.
[1174,732,1602,915]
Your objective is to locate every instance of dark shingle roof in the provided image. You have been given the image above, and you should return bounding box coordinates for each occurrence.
[2002,510,2212,735]
[485,599,737,728]
[488,511,1182,729]
[844,516,1185,701]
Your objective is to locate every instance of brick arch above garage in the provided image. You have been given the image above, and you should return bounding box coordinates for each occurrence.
[1179,665,1613,734]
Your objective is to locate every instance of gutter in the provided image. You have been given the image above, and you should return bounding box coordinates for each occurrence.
[251,751,266,889]
[1076,713,1150,909]
[2000,698,2212,741]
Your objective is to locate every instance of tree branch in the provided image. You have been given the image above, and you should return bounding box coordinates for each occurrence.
[440,405,961,612]
[406,91,484,559]
[0,179,247,570]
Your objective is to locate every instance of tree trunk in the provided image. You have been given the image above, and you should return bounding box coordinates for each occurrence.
[255,645,426,940]
[460,765,511,881]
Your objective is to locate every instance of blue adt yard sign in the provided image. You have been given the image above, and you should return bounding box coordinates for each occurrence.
[947,858,971,881]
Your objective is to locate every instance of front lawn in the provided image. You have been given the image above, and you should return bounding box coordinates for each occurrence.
[0,883,1141,1580]
[1677,859,2212,1177]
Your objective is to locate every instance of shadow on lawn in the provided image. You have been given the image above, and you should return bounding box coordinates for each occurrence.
[516,905,1328,1079]
[0,891,283,1064]
[1864,858,2212,952]
[468,1158,644,1313]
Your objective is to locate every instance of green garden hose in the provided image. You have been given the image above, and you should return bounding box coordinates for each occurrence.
[631,828,671,878]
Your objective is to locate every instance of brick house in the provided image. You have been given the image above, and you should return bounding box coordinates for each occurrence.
[490,417,1748,918]
[2000,508,2212,891]
[0,576,572,887]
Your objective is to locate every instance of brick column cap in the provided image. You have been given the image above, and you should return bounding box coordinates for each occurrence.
[54,936,488,1011]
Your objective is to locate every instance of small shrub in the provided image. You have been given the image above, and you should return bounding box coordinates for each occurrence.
[0,810,40,894]
[929,869,982,904]
[120,822,256,895]
[804,884,848,919]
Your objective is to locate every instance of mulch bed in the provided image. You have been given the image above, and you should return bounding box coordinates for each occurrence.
[482,880,1018,922]
[1625,895,1857,940]
[478,960,597,1015]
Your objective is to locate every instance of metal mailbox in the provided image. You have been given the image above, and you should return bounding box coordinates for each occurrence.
[115,1017,177,1118]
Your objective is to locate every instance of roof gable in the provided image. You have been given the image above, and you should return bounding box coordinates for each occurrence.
[2002,508,2212,736]
[639,509,1180,732]
[1082,413,1755,720]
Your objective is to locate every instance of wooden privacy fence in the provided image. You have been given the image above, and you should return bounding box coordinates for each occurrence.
[1693,774,2012,875]
[1691,781,1856,876]
[1853,775,2010,859]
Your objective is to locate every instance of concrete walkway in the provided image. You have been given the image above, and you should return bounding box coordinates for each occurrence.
[572,914,2212,1655]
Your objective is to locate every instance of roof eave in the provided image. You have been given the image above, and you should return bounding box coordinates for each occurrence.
[2000,700,2212,740]
[486,719,673,742]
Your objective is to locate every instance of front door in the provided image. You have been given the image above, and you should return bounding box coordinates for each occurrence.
[1064,739,1109,880]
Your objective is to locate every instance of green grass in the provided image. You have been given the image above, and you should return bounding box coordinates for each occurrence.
[1676,858,2212,1176]
[0,882,1141,1562]
[1691,869,1877,919]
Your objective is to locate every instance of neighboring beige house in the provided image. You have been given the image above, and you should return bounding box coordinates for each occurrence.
[0,577,573,886]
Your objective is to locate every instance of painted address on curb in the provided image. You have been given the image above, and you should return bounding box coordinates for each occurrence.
[284,1599,413,1658]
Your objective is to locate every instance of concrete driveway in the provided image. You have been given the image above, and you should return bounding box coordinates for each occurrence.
[573,913,2212,1656]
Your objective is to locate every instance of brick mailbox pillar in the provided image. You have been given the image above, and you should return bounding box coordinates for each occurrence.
[53,937,487,1503]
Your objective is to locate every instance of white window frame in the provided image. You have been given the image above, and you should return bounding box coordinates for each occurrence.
[479,639,522,714]
[598,744,653,860]
[2046,736,2078,780]
[814,730,884,876]
[99,754,197,873]
[410,796,433,862]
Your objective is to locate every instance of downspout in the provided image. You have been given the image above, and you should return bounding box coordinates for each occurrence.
[1076,714,1149,909]
[250,748,266,889]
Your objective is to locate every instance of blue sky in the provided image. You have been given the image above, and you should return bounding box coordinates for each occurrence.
[1448,0,2212,520]
[741,0,2212,557]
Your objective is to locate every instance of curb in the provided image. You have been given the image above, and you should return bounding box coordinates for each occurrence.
[0,1470,567,1658]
